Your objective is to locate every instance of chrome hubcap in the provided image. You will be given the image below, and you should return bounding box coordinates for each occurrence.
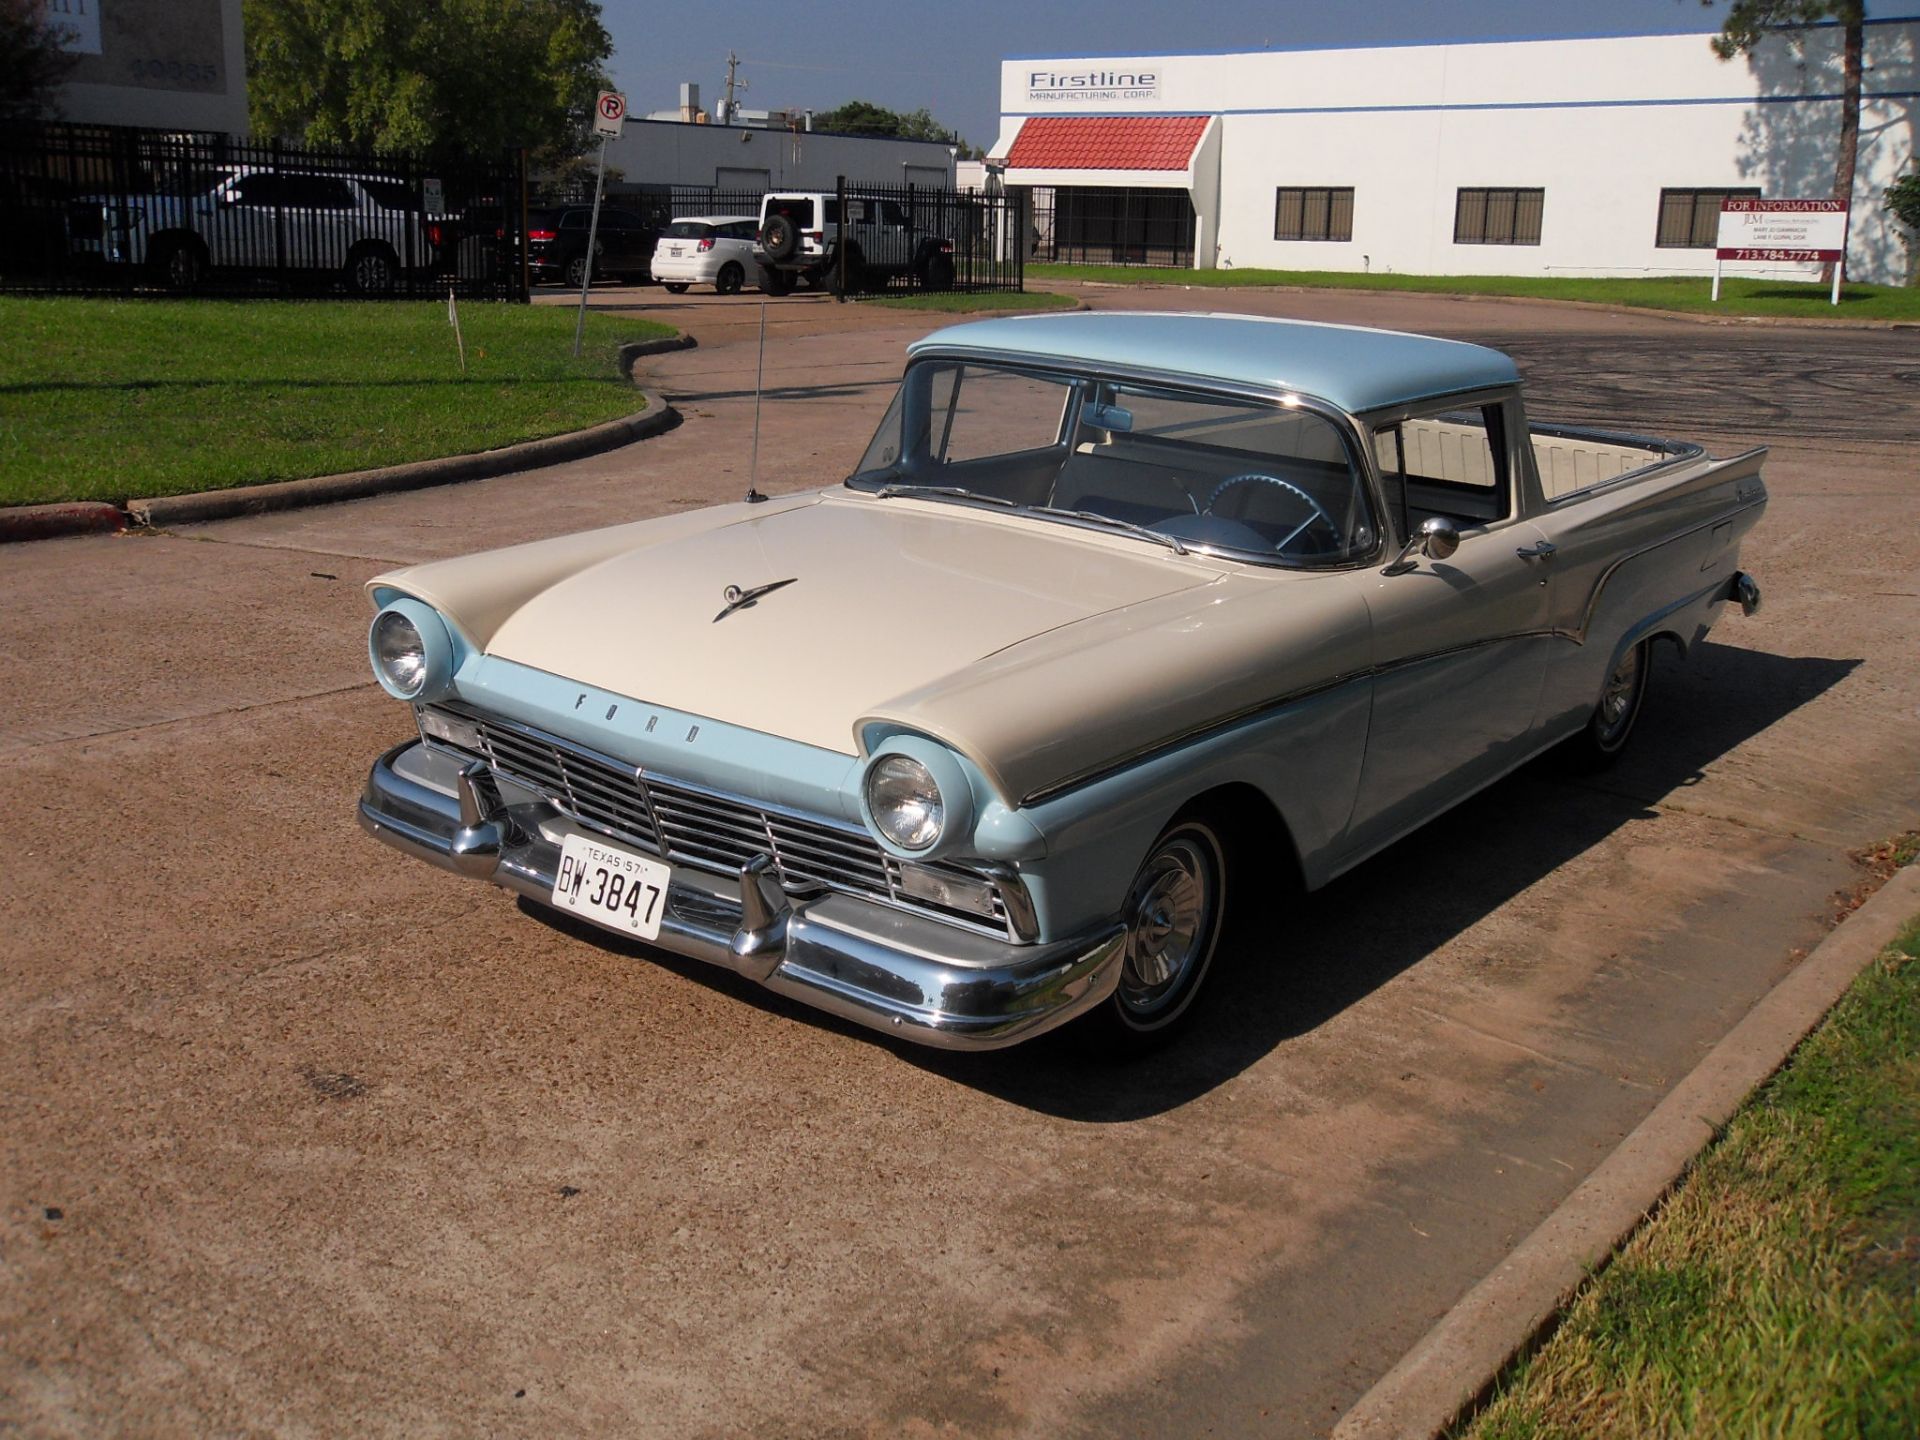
[1599,646,1642,734]
[1118,835,1215,1015]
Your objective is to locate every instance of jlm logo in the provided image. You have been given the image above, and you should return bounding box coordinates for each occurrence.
[1026,68,1161,103]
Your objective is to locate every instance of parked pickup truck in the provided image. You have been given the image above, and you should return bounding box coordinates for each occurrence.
[355,313,1765,1057]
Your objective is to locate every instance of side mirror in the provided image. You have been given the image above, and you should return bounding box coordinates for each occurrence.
[1382,515,1463,575]
[1419,515,1460,561]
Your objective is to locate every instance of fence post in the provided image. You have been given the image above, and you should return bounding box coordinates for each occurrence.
[517,147,531,302]
[835,174,847,302]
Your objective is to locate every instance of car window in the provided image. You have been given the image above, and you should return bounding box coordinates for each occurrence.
[851,360,1378,566]
[604,209,643,229]
[229,173,285,207]
[723,221,756,241]
[356,178,414,210]
[1372,405,1511,526]
[880,200,909,227]
[560,211,589,230]
[279,175,357,209]
[764,197,815,229]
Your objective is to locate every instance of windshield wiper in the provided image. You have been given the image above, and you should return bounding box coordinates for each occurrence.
[873,483,1015,507]
[1031,506,1189,556]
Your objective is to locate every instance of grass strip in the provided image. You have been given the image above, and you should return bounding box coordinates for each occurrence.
[0,297,675,506]
[857,289,1078,313]
[1027,265,1920,322]
[1460,911,1920,1439]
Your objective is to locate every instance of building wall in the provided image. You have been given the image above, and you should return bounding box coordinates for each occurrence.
[603,119,957,194]
[1000,21,1919,282]
[51,0,250,136]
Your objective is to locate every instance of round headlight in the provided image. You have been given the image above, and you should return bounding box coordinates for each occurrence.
[372,610,428,697]
[865,754,943,851]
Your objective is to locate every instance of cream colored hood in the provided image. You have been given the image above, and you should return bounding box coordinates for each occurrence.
[479,495,1217,755]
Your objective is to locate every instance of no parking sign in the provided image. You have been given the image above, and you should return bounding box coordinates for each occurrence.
[593,91,627,138]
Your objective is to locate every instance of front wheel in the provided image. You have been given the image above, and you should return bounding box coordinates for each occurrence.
[1089,816,1229,1054]
[1562,639,1652,771]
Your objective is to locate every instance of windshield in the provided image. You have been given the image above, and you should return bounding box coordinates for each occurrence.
[664,221,712,239]
[848,359,1378,566]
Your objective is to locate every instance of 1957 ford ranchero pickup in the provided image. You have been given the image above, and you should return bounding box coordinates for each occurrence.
[358,313,1766,1053]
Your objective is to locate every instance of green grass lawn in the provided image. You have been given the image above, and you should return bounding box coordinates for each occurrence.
[0,297,676,507]
[858,289,1078,313]
[1461,900,1920,1439]
[1027,264,1920,322]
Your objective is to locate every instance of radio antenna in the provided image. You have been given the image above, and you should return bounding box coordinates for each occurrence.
[745,299,768,504]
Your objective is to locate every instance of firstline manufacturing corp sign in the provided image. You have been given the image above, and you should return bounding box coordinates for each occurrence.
[1025,67,1162,103]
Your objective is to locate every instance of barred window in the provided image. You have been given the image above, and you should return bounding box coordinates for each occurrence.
[1273,187,1354,242]
[1453,188,1544,246]
[1655,187,1762,248]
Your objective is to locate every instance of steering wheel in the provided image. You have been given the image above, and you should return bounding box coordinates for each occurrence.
[1206,473,1341,555]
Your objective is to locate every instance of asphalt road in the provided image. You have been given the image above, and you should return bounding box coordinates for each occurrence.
[3,285,1917,1437]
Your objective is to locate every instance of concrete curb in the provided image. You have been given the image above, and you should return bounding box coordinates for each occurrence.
[618,332,697,376]
[1333,860,1920,1440]
[0,501,127,542]
[124,388,678,528]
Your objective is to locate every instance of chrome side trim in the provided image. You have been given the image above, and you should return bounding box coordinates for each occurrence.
[1020,497,1767,806]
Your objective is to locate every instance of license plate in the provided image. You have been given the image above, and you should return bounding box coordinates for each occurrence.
[667,245,683,257]
[551,833,671,940]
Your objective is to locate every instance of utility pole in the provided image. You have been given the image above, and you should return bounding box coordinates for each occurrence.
[722,51,746,125]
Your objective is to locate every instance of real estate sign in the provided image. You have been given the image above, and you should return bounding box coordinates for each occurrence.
[1715,198,1849,264]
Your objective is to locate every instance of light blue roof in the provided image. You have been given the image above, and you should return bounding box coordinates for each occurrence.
[908,311,1519,414]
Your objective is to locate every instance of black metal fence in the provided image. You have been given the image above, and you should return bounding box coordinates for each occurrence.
[0,121,527,300]
[1028,185,1195,268]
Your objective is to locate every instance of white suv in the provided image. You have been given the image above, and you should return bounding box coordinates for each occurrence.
[650,214,760,295]
[753,191,955,295]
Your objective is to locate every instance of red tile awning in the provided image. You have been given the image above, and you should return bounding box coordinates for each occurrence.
[1005,115,1210,172]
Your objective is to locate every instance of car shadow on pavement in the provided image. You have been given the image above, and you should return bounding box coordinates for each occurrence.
[520,641,1856,1119]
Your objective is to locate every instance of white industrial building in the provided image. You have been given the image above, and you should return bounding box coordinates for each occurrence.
[603,115,955,200]
[990,19,1919,283]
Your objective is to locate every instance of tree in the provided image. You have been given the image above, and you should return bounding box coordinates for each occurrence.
[0,0,79,121]
[1705,0,1866,281]
[815,98,970,154]
[243,0,612,161]
[1887,165,1920,284]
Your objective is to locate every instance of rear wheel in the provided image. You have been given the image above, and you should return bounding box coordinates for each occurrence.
[565,254,593,290]
[153,237,206,294]
[662,281,689,294]
[714,261,745,295]
[923,252,955,291]
[1563,639,1652,770]
[1089,815,1229,1054]
[346,242,398,295]
[758,265,796,296]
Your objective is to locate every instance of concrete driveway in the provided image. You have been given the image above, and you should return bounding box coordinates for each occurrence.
[3,285,1916,1437]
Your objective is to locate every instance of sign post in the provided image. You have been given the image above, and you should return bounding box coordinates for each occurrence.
[573,89,627,357]
[1713,199,1850,307]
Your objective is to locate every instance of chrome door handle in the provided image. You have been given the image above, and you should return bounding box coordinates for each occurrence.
[1516,540,1558,560]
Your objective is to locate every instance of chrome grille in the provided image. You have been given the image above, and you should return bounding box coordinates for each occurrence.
[428,706,1010,937]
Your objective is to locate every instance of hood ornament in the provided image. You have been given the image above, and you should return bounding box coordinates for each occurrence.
[714,577,798,623]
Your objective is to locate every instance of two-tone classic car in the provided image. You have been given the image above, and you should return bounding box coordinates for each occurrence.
[358,313,1765,1052]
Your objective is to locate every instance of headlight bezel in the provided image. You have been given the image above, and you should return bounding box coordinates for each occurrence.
[859,736,978,862]
[368,597,455,702]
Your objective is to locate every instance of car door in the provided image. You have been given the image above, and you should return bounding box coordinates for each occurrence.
[1342,401,1555,857]
[219,171,284,269]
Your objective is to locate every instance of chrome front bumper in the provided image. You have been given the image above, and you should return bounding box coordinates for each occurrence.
[358,741,1125,1050]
